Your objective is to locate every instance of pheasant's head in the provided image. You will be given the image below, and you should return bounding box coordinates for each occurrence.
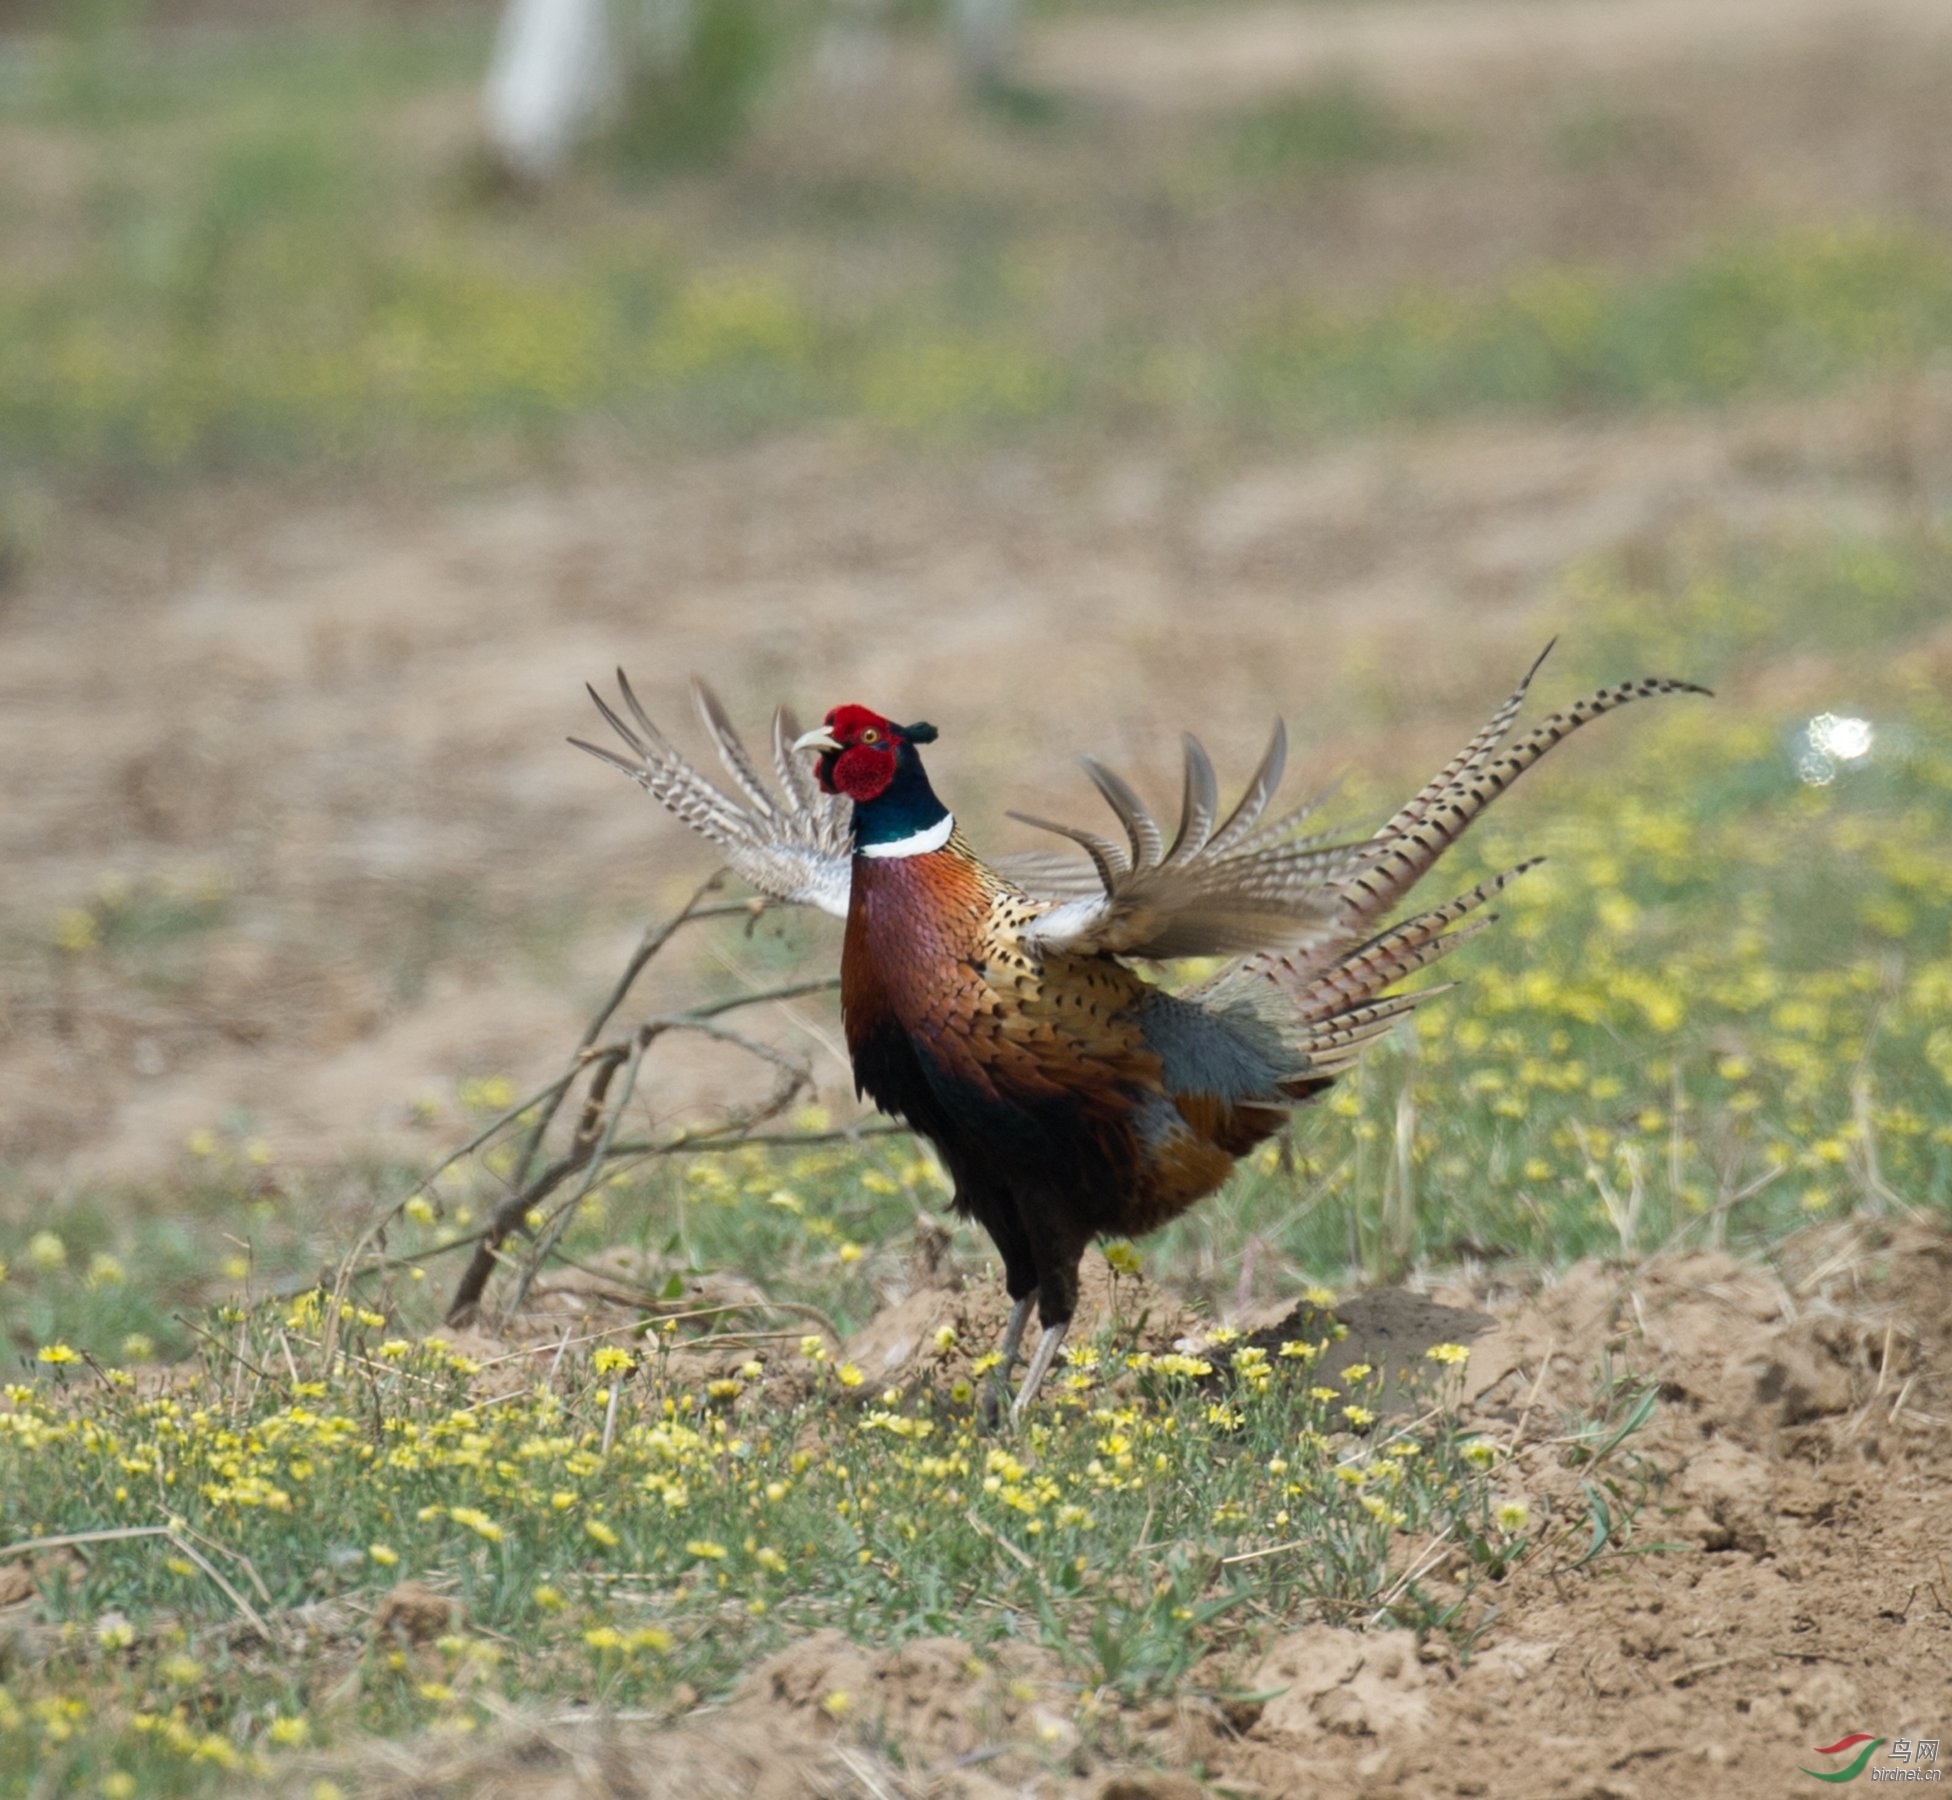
[795,706,939,802]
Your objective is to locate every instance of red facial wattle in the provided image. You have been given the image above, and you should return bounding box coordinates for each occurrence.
[826,742,897,800]
[812,704,904,800]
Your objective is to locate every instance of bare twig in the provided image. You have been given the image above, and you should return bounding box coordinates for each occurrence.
[172,1313,282,1388]
[343,877,923,1329]
[0,1526,274,1644]
[335,1119,909,1286]
[444,931,845,1325]
[600,1380,622,1458]
[602,1120,909,1159]
[505,1032,652,1320]
[963,1508,1036,1572]
[508,878,741,1187]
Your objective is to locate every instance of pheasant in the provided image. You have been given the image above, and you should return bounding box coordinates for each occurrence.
[575,652,1705,1422]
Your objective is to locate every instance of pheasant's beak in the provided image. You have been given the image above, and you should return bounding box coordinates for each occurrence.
[792,725,843,755]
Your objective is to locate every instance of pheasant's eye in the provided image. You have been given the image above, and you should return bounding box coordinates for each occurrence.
[861,728,881,744]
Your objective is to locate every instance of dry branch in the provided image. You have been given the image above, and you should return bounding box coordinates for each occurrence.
[345,879,919,1329]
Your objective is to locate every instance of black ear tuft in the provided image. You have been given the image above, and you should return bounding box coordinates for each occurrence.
[903,721,939,745]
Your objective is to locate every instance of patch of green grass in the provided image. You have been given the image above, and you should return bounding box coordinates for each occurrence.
[1222,81,1444,179]
[10,211,1950,476]
[0,1289,1650,1795]
[0,1159,392,1371]
[1560,534,1952,692]
[605,0,790,174]
[8,7,482,131]
[1546,102,1678,173]
[1227,228,1952,432]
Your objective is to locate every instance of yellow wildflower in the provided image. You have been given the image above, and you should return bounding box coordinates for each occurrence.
[27,1232,65,1270]
[449,1507,503,1543]
[53,908,98,952]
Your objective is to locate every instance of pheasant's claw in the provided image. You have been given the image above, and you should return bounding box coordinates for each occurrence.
[978,1296,1036,1431]
[1008,1322,1070,1431]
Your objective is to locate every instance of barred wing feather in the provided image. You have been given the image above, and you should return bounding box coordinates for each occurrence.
[1010,730,1377,960]
[573,673,855,919]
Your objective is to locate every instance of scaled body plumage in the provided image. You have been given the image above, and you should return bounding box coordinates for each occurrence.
[576,653,1705,1420]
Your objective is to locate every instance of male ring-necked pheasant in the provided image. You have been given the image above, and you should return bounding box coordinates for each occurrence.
[576,651,1704,1422]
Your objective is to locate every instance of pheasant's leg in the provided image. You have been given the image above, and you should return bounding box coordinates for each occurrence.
[996,1294,1033,1372]
[979,1295,1035,1426]
[1004,1212,1088,1428]
[1008,1320,1070,1429]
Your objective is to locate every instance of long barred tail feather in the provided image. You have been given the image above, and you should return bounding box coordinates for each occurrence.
[1205,655,1707,1074]
[1376,639,1554,838]
[1285,990,1442,1079]
[1289,859,1539,1026]
[1334,672,1710,940]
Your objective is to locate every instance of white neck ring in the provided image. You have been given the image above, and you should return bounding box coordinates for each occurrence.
[858,813,955,859]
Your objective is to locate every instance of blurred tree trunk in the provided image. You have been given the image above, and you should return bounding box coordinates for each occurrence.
[486,0,700,180]
[950,0,1017,90]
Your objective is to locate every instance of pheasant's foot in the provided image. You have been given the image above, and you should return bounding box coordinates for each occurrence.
[978,1296,1035,1428]
[1008,1321,1070,1429]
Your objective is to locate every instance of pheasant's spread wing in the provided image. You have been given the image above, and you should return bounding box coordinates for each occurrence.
[574,673,854,918]
[1007,724,1378,960]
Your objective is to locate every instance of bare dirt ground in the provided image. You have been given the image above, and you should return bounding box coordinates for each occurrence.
[322,1222,1952,1799]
